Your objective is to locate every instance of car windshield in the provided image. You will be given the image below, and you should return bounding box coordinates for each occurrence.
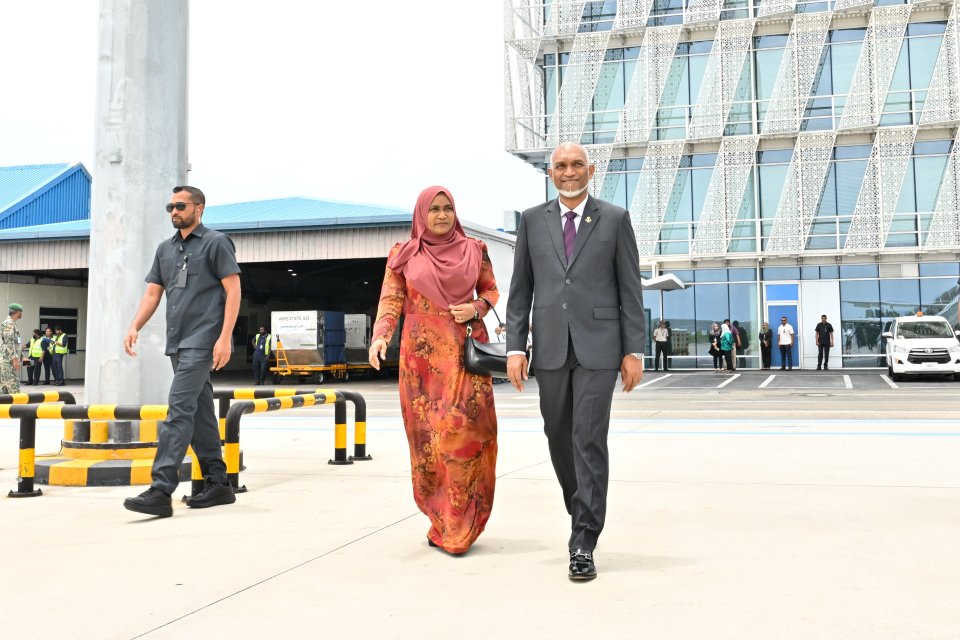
[896,321,955,339]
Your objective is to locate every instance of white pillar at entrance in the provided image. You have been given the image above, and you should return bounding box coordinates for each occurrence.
[85,0,189,404]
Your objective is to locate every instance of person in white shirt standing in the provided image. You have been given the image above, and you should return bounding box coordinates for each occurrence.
[652,320,670,371]
[777,316,795,370]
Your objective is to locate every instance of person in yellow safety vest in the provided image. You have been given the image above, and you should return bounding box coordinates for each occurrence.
[51,326,68,386]
[26,329,44,385]
[251,325,273,385]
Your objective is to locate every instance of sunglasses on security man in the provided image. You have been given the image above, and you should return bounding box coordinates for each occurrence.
[165,202,192,213]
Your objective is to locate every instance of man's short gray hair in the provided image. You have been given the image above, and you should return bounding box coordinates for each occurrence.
[549,142,591,167]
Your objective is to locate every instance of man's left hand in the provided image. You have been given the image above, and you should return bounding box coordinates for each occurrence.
[620,355,643,392]
[212,337,232,370]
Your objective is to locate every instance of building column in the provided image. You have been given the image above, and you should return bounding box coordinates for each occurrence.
[85,0,189,404]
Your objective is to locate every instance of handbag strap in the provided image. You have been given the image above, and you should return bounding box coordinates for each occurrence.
[469,298,504,341]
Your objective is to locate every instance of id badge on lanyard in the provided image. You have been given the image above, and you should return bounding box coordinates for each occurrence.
[175,256,188,288]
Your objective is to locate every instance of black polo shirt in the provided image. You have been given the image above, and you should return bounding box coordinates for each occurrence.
[146,224,241,355]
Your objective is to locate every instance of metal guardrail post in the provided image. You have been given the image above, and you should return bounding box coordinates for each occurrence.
[8,416,41,498]
[338,390,370,461]
[0,391,77,405]
[222,391,346,492]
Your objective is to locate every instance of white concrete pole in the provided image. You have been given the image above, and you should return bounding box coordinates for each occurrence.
[85,0,189,404]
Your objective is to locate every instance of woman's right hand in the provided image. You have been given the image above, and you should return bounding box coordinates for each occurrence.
[369,338,388,369]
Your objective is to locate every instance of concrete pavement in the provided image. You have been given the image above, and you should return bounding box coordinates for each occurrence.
[1,376,959,639]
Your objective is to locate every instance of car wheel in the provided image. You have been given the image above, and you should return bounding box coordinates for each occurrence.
[953,373,960,382]
[891,372,903,382]
[271,373,281,384]
[887,365,893,378]
[314,371,325,385]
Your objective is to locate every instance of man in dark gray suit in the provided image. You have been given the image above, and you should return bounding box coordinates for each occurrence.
[506,142,646,582]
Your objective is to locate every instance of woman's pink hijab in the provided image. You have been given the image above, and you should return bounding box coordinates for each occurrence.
[387,186,482,308]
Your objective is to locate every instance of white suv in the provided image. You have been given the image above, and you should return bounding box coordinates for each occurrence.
[883,315,960,381]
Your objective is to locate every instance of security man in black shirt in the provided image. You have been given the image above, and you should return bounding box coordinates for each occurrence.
[122,186,241,518]
[814,314,834,371]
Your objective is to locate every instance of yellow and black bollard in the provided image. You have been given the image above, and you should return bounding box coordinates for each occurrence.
[8,415,42,498]
[328,396,351,465]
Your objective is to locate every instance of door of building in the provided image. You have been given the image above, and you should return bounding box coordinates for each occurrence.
[768,303,800,369]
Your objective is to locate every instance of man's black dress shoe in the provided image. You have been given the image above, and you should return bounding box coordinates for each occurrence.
[186,479,236,509]
[123,487,173,517]
[569,549,597,581]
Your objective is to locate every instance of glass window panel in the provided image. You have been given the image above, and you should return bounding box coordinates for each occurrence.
[907,36,943,91]
[811,47,833,96]
[662,286,696,362]
[918,262,959,276]
[759,164,789,218]
[839,264,879,278]
[626,157,644,171]
[766,283,799,300]
[817,165,837,216]
[895,161,916,213]
[729,283,758,363]
[759,149,793,164]
[695,284,728,357]
[831,42,864,96]
[906,21,947,37]
[914,140,952,155]
[820,265,840,279]
[666,269,695,281]
[666,170,693,222]
[886,41,910,92]
[689,52,711,104]
[763,267,801,281]
[728,268,757,281]
[914,155,950,212]
[755,48,785,101]
[834,144,873,159]
[884,232,918,248]
[755,35,790,49]
[689,40,714,55]
[694,269,728,282]
[801,266,821,279]
[660,56,690,107]
[831,28,868,43]
[691,168,714,222]
[835,160,868,215]
[840,279,882,356]
[880,279,920,316]
[920,277,959,321]
[807,234,838,250]
[692,153,718,167]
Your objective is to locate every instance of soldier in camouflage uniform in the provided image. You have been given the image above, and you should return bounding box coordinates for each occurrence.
[1,303,23,394]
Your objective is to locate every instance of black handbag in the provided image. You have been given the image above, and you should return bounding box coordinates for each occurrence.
[463,305,512,378]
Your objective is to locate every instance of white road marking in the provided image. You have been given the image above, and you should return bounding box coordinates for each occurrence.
[637,374,672,388]
[880,374,899,389]
[716,373,740,388]
[759,375,776,388]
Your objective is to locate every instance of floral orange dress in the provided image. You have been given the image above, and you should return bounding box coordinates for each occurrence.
[373,240,499,553]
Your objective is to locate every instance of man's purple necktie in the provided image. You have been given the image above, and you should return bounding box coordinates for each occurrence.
[563,210,577,260]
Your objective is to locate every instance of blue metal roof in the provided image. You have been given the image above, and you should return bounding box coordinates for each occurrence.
[0,163,92,230]
[0,196,411,241]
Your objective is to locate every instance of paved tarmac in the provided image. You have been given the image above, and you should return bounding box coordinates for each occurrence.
[2,372,959,639]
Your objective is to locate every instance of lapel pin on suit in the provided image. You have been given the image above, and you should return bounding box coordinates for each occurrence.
[585,216,592,224]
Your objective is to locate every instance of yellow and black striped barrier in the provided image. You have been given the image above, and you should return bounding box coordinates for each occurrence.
[214,388,370,460]
[0,391,77,406]
[3,404,168,498]
[222,391,345,493]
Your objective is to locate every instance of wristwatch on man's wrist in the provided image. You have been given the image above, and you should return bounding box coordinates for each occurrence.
[630,353,643,360]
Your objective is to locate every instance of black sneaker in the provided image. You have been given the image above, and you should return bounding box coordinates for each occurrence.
[186,479,236,509]
[124,487,173,518]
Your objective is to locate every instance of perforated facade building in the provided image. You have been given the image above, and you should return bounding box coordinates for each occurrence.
[505,0,960,368]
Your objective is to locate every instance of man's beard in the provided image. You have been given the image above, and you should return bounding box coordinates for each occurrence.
[557,183,589,199]
[171,215,195,229]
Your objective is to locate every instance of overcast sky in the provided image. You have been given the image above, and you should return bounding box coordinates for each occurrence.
[0,1,544,230]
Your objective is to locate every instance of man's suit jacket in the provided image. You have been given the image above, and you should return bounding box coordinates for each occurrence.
[506,195,646,371]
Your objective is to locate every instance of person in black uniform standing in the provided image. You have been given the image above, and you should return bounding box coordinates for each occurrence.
[814,314,834,371]
[758,321,773,370]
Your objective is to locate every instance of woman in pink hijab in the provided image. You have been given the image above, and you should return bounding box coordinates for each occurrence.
[369,186,499,554]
